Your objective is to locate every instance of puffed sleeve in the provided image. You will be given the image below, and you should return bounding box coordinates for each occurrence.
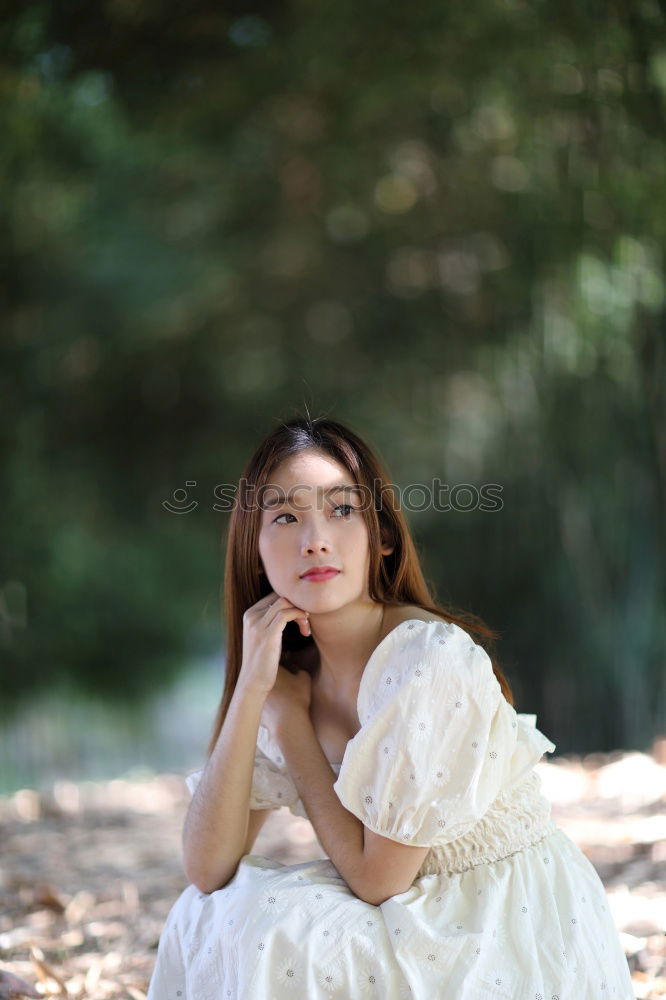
[184,724,300,810]
[332,619,554,847]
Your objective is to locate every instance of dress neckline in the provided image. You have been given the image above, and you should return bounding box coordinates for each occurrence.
[326,618,443,768]
[354,617,440,722]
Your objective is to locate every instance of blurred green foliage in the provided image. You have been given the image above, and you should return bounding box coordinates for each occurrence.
[0,0,664,751]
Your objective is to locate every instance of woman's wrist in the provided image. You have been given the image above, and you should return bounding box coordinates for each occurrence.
[235,673,271,700]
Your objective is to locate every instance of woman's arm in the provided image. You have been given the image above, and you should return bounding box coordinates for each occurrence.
[273,713,368,899]
[275,714,429,905]
[182,678,268,894]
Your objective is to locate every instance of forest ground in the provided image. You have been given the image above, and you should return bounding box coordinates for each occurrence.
[1,745,665,999]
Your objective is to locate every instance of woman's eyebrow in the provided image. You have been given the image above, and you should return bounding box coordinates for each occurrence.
[262,484,362,510]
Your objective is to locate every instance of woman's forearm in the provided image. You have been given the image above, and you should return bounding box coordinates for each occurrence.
[182,678,268,893]
[274,715,367,899]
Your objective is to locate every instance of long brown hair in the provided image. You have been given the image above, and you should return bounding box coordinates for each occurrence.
[206,414,513,758]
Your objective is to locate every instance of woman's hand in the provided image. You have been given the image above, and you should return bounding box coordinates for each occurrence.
[262,665,313,738]
[238,591,311,694]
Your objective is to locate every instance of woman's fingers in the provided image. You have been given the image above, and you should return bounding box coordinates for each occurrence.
[265,601,310,636]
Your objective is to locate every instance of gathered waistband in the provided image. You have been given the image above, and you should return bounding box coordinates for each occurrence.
[415,773,557,878]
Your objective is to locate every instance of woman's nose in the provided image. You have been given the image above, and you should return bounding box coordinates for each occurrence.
[301,531,331,554]
[302,541,330,554]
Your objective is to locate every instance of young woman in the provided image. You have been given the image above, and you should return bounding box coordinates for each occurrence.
[147,415,634,999]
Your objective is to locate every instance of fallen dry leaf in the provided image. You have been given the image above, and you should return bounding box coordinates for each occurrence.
[0,968,41,999]
[29,946,68,995]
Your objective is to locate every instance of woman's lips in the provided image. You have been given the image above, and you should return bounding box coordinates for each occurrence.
[300,570,340,582]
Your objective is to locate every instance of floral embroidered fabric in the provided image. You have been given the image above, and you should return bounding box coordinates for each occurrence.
[147,620,634,999]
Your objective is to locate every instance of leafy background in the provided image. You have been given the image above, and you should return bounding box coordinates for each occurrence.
[1,0,665,790]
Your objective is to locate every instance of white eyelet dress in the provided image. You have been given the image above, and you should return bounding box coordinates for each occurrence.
[146,619,635,1000]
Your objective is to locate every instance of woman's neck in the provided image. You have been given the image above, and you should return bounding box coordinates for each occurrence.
[309,602,387,699]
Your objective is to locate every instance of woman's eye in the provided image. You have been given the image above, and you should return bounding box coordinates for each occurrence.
[273,504,355,524]
[332,503,354,517]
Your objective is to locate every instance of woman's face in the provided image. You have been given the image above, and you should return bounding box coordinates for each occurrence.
[257,448,373,614]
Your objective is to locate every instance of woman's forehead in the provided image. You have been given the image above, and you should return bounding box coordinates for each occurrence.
[259,453,363,513]
[268,449,353,488]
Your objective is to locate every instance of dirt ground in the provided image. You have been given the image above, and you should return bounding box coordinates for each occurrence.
[1,747,664,999]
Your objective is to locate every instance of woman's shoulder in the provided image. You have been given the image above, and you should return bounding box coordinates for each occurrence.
[378,604,450,642]
[369,605,464,670]
[358,607,476,724]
